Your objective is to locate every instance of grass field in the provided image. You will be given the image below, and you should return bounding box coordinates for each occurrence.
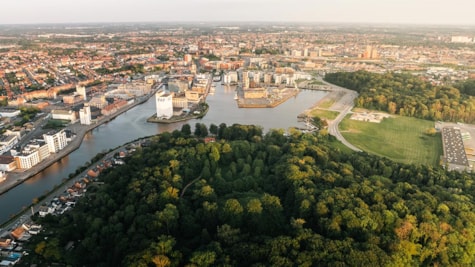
[340,115,443,166]
[318,100,335,109]
[309,109,339,120]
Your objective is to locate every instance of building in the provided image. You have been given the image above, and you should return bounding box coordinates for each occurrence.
[38,205,55,217]
[115,81,152,97]
[184,54,193,64]
[0,155,17,171]
[0,238,12,248]
[0,108,20,118]
[185,90,201,103]
[101,99,127,116]
[155,90,173,119]
[172,97,189,109]
[361,45,379,59]
[168,80,189,93]
[224,71,238,84]
[43,129,67,153]
[79,104,92,125]
[0,134,18,155]
[263,73,273,84]
[76,85,87,100]
[88,95,108,109]
[17,141,50,162]
[243,88,268,99]
[38,144,50,161]
[441,127,470,172]
[242,71,250,88]
[51,109,77,122]
[3,129,23,139]
[253,72,261,84]
[62,94,84,105]
[15,151,41,169]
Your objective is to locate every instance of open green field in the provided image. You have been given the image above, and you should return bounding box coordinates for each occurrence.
[309,109,339,120]
[340,115,443,166]
[318,100,335,109]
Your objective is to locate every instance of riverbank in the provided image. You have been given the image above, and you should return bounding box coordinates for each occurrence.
[0,89,157,196]
[299,89,343,117]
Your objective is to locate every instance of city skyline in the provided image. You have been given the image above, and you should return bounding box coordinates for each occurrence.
[1,0,475,26]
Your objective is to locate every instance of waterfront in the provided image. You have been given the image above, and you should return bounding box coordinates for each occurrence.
[0,83,326,224]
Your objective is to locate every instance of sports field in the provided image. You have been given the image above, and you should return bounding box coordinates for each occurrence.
[339,115,443,166]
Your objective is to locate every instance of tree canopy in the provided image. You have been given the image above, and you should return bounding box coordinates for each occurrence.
[325,70,475,123]
[25,123,475,266]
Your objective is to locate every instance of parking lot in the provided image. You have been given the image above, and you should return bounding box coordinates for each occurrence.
[436,121,475,171]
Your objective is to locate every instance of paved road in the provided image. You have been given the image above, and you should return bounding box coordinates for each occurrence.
[0,144,127,238]
[320,79,362,152]
[0,88,159,196]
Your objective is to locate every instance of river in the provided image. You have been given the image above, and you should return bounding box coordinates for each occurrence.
[0,83,326,224]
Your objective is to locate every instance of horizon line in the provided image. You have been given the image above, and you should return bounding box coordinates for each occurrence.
[0,20,474,27]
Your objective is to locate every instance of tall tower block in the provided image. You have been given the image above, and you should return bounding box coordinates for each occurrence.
[76,85,87,101]
[155,90,173,119]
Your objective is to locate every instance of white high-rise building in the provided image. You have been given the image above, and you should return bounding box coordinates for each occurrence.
[79,104,92,125]
[155,90,173,119]
[43,129,68,153]
[76,85,87,101]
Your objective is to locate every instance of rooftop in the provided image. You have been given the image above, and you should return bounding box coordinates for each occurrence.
[442,126,469,168]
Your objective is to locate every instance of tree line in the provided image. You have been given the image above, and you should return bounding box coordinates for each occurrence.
[23,123,475,266]
[325,70,475,123]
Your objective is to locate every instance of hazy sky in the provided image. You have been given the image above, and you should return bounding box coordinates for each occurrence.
[1,0,474,25]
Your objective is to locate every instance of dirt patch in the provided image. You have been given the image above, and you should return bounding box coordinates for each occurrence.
[350,111,391,123]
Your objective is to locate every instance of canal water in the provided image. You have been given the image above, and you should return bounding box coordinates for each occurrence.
[0,84,326,223]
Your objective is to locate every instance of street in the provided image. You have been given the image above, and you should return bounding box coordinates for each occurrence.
[320,79,362,152]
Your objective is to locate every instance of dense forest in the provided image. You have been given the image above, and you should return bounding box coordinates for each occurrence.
[25,123,475,266]
[325,70,475,123]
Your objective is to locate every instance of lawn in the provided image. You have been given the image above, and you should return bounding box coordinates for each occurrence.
[309,109,339,120]
[339,115,443,166]
[318,100,335,109]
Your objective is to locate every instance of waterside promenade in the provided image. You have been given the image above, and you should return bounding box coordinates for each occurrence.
[0,89,158,196]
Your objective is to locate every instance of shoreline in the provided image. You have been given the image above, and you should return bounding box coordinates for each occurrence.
[0,90,156,196]
[299,89,342,117]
